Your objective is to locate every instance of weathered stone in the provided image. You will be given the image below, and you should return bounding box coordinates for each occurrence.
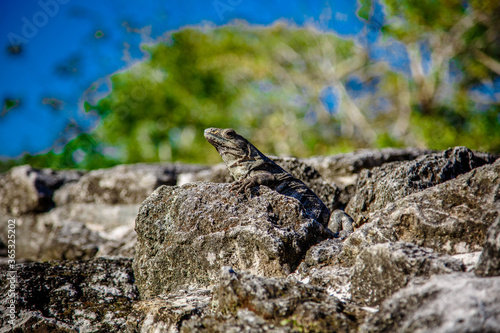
[1,147,498,332]
[178,163,233,185]
[181,267,360,332]
[350,242,464,306]
[96,224,137,259]
[54,163,208,205]
[125,289,212,332]
[346,147,497,225]
[0,165,83,216]
[0,203,139,261]
[39,203,140,259]
[291,239,352,301]
[0,214,101,262]
[339,159,500,265]
[360,273,500,333]
[452,252,482,272]
[181,309,285,333]
[0,258,138,332]
[305,147,435,187]
[476,216,500,277]
[300,238,344,268]
[133,182,333,298]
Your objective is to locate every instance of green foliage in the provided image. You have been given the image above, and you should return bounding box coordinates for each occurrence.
[359,0,500,153]
[357,0,372,21]
[0,133,119,173]
[383,0,465,35]
[88,24,363,165]
[412,106,500,152]
[2,9,500,172]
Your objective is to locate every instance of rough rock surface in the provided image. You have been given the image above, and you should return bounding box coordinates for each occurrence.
[339,159,500,266]
[181,267,361,332]
[5,213,102,261]
[1,147,499,332]
[346,147,496,225]
[133,182,333,298]
[2,204,140,261]
[0,165,83,216]
[350,242,464,306]
[292,239,353,301]
[0,163,206,262]
[360,273,500,333]
[305,147,435,185]
[304,147,435,205]
[54,163,207,205]
[0,258,138,332]
[126,289,212,332]
[476,216,500,277]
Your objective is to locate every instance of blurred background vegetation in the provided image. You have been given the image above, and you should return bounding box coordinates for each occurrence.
[2,0,499,172]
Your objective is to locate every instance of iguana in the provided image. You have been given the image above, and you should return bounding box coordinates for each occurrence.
[204,127,331,226]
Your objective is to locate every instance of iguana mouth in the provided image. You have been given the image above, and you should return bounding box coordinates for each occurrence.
[204,128,226,147]
[204,128,238,149]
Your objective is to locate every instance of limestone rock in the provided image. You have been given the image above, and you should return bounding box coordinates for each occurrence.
[300,238,344,268]
[476,216,500,277]
[339,159,500,266]
[181,309,283,333]
[178,163,233,185]
[305,148,434,182]
[0,214,100,262]
[0,165,83,216]
[181,267,360,332]
[305,147,434,191]
[38,203,140,259]
[453,251,482,272]
[133,182,333,298]
[360,273,500,333]
[292,239,352,301]
[125,289,212,332]
[350,242,464,306]
[0,203,140,261]
[0,258,138,332]
[54,163,207,205]
[346,147,497,225]
[2,148,499,332]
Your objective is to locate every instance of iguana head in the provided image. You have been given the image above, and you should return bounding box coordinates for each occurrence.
[204,127,267,180]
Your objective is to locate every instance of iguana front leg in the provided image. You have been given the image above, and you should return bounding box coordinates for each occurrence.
[232,173,278,193]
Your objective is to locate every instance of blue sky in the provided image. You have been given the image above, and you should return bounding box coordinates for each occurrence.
[0,0,398,158]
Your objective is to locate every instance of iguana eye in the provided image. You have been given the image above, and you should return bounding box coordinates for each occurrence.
[225,129,236,137]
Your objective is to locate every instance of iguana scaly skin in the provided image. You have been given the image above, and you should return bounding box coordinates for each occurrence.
[204,127,331,226]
